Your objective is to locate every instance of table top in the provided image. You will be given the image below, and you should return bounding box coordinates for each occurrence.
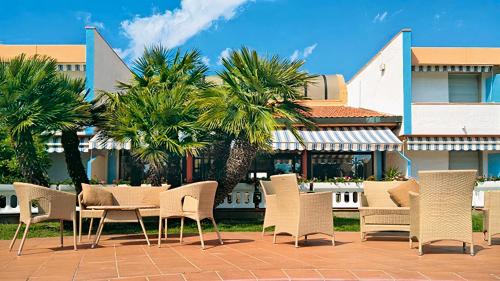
[87,205,156,210]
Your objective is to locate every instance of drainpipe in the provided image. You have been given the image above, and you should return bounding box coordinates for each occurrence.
[397,150,412,178]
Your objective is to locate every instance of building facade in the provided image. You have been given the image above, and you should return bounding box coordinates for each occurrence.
[347,29,500,178]
[0,27,131,184]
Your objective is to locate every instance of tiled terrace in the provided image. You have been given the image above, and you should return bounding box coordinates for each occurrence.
[1,232,499,281]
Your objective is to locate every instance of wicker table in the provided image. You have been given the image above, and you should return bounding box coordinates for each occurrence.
[88,205,156,248]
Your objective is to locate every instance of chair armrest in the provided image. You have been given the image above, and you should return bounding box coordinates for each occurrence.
[409,192,419,236]
[299,191,333,209]
[44,189,76,220]
[159,188,185,216]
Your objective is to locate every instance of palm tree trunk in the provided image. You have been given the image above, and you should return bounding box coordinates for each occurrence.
[215,138,258,205]
[147,164,163,186]
[14,131,49,186]
[61,130,89,194]
[209,135,232,181]
[166,154,182,188]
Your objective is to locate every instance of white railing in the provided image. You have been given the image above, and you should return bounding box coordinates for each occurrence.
[1,182,499,214]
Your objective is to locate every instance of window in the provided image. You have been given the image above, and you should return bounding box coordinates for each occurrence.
[449,74,480,102]
[83,64,86,71]
[193,152,214,181]
[66,64,72,71]
[58,65,64,71]
[310,153,373,180]
[449,151,482,173]
[75,65,81,71]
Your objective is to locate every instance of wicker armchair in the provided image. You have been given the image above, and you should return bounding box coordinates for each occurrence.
[259,180,278,236]
[409,170,476,256]
[270,174,334,248]
[483,191,500,245]
[158,181,223,249]
[10,182,77,256]
[359,181,410,241]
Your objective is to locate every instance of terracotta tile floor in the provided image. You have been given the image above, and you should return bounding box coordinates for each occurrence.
[1,232,499,281]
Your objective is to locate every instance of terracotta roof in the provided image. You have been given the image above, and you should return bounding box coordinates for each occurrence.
[298,101,392,118]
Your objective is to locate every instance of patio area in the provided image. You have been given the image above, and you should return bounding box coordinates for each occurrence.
[1,232,499,281]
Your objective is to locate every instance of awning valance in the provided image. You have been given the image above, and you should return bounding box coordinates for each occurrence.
[412,65,492,73]
[407,136,500,151]
[88,134,131,150]
[273,127,402,152]
[46,136,90,153]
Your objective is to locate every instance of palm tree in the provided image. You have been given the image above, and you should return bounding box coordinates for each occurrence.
[0,54,90,186]
[101,46,209,186]
[198,47,316,204]
[58,76,96,194]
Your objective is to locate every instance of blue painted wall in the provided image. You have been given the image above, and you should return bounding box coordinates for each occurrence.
[85,27,95,135]
[488,153,500,177]
[87,156,96,180]
[107,151,117,184]
[402,29,412,135]
[485,74,500,102]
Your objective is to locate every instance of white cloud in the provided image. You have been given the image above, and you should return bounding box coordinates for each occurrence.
[290,50,300,61]
[120,0,249,59]
[217,48,232,65]
[290,43,318,61]
[372,11,388,23]
[201,56,211,66]
[76,12,105,29]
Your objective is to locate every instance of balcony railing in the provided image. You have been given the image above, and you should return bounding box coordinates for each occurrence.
[1,182,498,215]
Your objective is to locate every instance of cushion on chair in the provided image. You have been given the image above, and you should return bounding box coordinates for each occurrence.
[82,184,113,206]
[388,179,419,207]
[182,196,198,213]
[363,181,400,207]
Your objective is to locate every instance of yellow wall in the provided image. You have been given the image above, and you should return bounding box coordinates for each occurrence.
[412,47,500,65]
[0,44,86,63]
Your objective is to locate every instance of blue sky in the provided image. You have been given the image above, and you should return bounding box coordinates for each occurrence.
[1,0,500,79]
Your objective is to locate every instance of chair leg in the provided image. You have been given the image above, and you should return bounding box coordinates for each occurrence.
[164,219,168,239]
[73,215,77,251]
[78,214,83,243]
[9,222,22,252]
[273,231,277,244]
[409,237,413,249]
[179,217,184,244]
[470,242,475,256]
[60,220,64,248]
[488,233,492,246]
[210,217,223,245]
[294,236,299,248]
[17,221,31,256]
[87,218,94,241]
[483,230,488,241]
[196,219,205,250]
[158,217,163,248]
[331,233,335,246]
[262,226,266,238]
[418,243,423,256]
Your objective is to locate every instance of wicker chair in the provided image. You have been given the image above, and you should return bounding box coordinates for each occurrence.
[483,191,500,245]
[359,181,410,241]
[409,170,477,256]
[78,184,170,242]
[10,182,77,256]
[158,181,223,249]
[270,174,334,248]
[259,180,278,236]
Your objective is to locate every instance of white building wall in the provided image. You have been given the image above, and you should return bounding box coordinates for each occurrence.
[412,72,448,102]
[347,32,405,121]
[47,153,90,183]
[93,30,131,92]
[412,104,500,135]
[407,151,449,178]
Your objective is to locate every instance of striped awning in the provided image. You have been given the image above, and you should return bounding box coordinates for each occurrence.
[412,65,492,73]
[46,136,90,153]
[88,134,131,150]
[407,136,500,151]
[273,127,402,152]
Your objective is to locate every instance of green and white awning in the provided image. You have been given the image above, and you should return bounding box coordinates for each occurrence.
[407,136,500,151]
[273,127,402,152]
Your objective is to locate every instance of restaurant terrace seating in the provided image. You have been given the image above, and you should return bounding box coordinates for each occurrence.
[78,184,170,242]
[483,190,500,245]
[10,182,77,256]
[409,170,477,256]
[270,174,335,247]
[158,181,223,249]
